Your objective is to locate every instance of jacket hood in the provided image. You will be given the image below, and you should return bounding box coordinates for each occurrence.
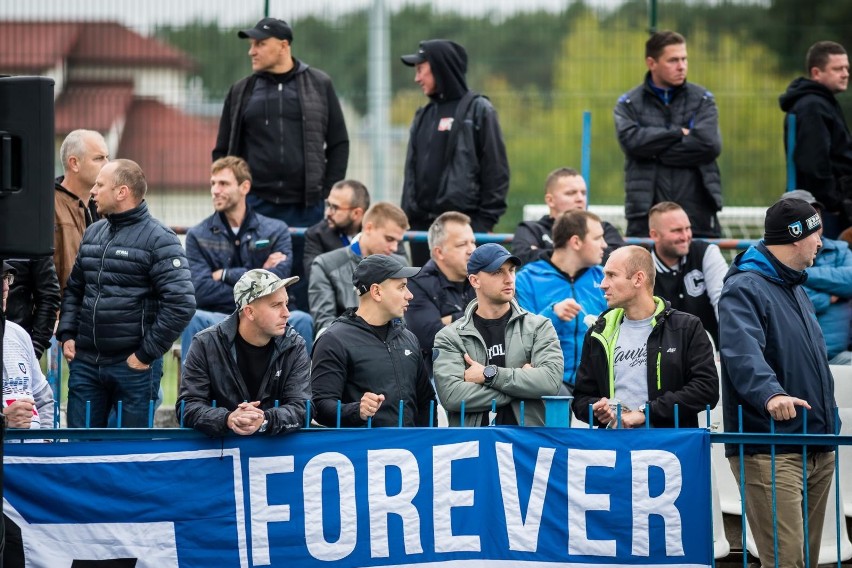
[725,242,808,287]
[420,39,469,101]
[779,77,836,112]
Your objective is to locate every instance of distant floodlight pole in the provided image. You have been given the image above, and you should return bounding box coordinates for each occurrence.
[786,113,796,190]
[581,110,592,205]
[648,0,658,34]
[368,0,391,201]
[264,0,270,17]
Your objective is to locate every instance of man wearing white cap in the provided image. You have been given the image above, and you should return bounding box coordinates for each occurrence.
[177,269,311,437]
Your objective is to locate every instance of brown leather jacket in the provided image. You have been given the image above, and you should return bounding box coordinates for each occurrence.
[54,177,97,294]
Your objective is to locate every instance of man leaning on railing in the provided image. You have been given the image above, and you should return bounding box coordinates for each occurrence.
[177,269,311,437]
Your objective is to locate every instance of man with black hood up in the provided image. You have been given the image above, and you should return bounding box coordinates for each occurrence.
[400,39,510,266]
[780,40,852,238]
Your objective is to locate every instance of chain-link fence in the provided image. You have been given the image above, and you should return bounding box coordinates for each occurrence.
[3,0,851,236]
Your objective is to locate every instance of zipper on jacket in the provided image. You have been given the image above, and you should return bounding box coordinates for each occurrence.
[92,228,117,363]
[656,349,662,391]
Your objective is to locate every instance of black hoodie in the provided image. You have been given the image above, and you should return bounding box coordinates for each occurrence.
[779,77,852,212]
[413,40,470,208]
[402,40,510,232]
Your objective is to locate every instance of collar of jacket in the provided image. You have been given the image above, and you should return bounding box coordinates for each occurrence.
[730,241,808,287]
[211,204,260,235]
[643,71,686,104]
[337,308,406,340]
[218,309,298,356]
[105,200,149,227]
[591,296,670,344]
[416,259,472,292]
[455,298,526,332]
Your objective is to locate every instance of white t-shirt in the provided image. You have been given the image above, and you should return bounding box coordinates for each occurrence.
[612,315,653,411]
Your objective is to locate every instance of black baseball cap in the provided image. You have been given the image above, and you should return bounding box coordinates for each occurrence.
[238,18,293,42]
[353,255,420,295]
[401,43,428,66]
[2,260,16,276]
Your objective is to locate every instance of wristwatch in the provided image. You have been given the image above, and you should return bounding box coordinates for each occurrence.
[258,419,269,434]
[483,364,498,387]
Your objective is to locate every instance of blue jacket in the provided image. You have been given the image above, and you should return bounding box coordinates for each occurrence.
[719,242,838,455]
[185,207,293,314]
[803,238,852,359]
[58,202,195,365]
[515,259,607,386]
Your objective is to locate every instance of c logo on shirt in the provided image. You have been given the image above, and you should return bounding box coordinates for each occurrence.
[683,269,706,297]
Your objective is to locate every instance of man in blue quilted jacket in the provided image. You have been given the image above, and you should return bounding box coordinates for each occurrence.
[58,159,195,428]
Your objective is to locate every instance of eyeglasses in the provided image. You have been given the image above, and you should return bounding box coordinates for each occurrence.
[325,201,355,214]
[2,273,13,286]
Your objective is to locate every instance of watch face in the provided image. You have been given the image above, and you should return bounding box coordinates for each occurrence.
[484,365,497,379]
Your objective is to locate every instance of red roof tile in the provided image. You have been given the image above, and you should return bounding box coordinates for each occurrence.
[117,98,218,190]
[55,81,135,134]
[0,22,81,72]
[0,21,194,73]
[71,22,195,70]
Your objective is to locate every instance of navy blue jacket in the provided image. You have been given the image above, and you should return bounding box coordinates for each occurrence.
[185,206,293,314]
[404,259,475,376]
[719,242,838,455]
[58,202,196,365]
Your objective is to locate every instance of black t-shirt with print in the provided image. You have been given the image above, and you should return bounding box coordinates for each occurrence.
[472,309,516,425]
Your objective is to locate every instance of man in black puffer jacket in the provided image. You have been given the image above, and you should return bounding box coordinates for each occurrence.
[615,31,722,238]
[58,159,195,428]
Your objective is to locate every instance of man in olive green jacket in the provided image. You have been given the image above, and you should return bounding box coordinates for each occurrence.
[432,243,563,426]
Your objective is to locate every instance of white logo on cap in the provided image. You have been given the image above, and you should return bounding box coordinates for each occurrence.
[788,221,803,238]
[806,213,820,230]
[263,25,270,29]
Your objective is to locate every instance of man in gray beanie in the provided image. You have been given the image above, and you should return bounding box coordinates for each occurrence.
[718,197,838,568]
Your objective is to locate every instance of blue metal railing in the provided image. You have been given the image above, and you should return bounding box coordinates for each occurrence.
[7,398,852,567]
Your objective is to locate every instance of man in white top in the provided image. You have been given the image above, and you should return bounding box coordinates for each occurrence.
[2,261,55,430]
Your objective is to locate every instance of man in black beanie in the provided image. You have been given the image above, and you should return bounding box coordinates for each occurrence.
[718,197,838,568]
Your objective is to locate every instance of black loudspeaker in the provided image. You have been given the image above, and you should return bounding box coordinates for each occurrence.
[0,76,55,258]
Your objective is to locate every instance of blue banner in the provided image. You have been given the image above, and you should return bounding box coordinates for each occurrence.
[4,427,711,567]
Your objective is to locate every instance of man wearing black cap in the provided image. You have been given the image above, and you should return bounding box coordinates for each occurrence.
[400,40,509,265]
[310,255,436,427]
[433,243,563,427]
[214,17,350,310]
[720,197,838,568]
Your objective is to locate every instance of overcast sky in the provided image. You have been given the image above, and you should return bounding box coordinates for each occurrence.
[7,0,629,31]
